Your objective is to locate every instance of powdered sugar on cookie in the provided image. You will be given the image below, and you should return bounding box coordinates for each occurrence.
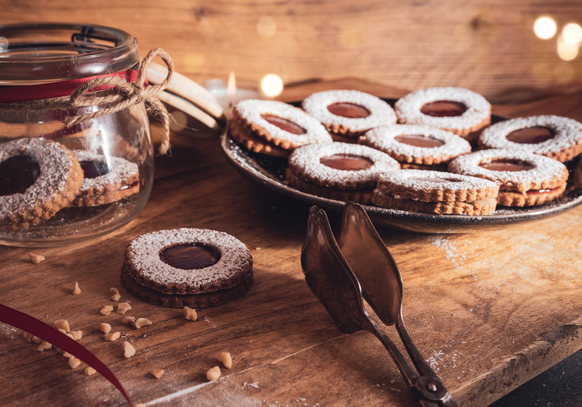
[234,99,332,146]
[360,124,471,165]
[302,90,397,132]
[478,115,582,161]
[0,138,82,225]
[288,142,400,189]
[125,228,252,294]
[73,151,139,194]
[395,87,491,136]
[448,149,569,192]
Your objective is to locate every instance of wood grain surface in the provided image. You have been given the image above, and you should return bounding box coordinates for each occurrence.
[1,79,582,407]
[2,0,582,101]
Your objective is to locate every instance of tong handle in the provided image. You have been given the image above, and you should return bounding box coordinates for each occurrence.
[370,318,457,407]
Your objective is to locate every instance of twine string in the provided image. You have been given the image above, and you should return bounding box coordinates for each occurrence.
[0,48,174,155]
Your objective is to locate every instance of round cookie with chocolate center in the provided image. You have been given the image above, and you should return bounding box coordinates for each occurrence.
[123,228,253,296]
[373,169,499,215]
[71,151,140,207]
[478,115,582,163]
[395,87,491,142]
[287,142,400,204]
[302,90,397,141]
[0,138,83,229]
[359,124,472,168]
[448,149,569,207]
[231,99,332,157]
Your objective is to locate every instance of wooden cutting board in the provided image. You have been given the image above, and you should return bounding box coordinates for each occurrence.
[1,79,582,407]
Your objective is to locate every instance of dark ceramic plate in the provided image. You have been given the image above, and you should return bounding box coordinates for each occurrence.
[220,100,582,233]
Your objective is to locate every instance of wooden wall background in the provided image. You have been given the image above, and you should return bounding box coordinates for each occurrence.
[2,0,582,102]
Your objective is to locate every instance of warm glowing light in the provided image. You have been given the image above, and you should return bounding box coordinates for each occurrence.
[183,53,205,74]
[557,37,579,61]
[257,16,277,39]
[227,71,236,105]
[260,74,283,97]
[563,23,582,45]
[534,17,557,40]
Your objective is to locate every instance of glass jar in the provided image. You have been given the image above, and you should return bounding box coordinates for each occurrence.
[0,23,154,246]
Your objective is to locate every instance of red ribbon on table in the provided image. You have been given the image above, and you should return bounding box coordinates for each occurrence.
[0,303,134,407]
[0,70,143,103]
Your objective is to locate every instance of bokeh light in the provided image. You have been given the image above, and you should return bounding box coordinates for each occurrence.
[260,74,283,97]
[257,16,277,39]
[557,36,578,61]
[562,23,582,45]
[183,53,205,74]
[534,17,557,40]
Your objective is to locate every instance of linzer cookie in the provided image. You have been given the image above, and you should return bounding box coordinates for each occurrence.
[302,90,397,141]
[448,149,569,207]
[286,142,400,204]
[230,99,332,157]
[122,228,253,307]
[71,151,140,207]
[478,115,582,163]
[358,125,471,170]
[394,87,491,141]
[0,138,83,229]
[373,169,499,215]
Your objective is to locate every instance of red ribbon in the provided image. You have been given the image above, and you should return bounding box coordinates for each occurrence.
[0,70,143,103]
[0,303,134,407]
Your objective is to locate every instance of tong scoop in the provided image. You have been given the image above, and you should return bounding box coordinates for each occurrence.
[301,203,458,407]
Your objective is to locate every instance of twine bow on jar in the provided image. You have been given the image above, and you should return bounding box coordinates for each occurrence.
[0,48,174,155]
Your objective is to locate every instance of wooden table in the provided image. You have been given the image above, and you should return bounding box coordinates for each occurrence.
[1,79,581,407]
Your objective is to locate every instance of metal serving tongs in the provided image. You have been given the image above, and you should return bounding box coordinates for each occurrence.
[301,203,458,407]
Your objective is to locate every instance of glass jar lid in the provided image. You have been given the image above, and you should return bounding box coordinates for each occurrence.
[0,23,140,85]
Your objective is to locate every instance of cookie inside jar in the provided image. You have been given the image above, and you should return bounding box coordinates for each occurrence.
[0,23,155,247]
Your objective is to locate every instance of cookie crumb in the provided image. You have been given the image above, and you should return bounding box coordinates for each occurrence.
[217,351,232,369]
[85,367,97,376]
[110,287,121,301]
[100,305,114,316]
[104,332,121,342]
[54,319,70,333]
[71,331,83,340]
[122,316,136,325]
[183,306,197,321]
[29,253,45,264]
[23,332,34,343]
[72,282,81,295]
[117,302,132,314]
[36,340,52,351]
[98,323,112,334]
[150,369,165,379]
[206,366,221,381]
[69,357,81,369]
[134,318,152,329]
[123,341,136,358]
[32,335,42,344]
